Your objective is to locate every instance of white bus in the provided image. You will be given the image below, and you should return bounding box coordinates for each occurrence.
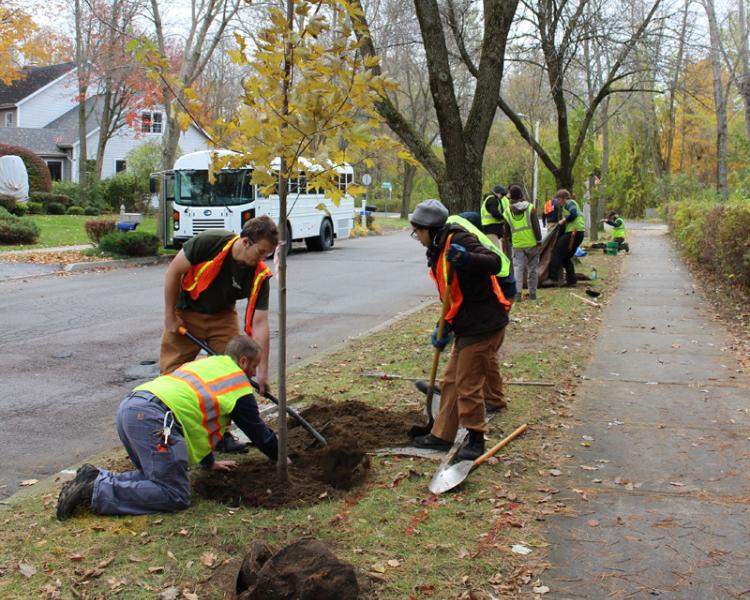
[152,150,355,251]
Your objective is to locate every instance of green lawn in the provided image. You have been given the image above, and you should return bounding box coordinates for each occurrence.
[0,215,157,252]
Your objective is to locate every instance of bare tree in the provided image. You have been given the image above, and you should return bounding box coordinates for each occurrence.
[74,0,92,194]
[702,0,729,199]
[352,0,519,213]
[664,0,691,175]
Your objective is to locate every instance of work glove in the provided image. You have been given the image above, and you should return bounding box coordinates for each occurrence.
[431,324,453,351]
[446,243,470,267]
[499,274,517,307]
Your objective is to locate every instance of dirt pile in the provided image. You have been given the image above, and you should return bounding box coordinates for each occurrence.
[236,539,358,599]
[193,399,420,507]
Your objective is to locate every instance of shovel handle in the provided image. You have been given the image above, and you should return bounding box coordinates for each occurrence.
[426,263,454,418]
[474,423,528,467]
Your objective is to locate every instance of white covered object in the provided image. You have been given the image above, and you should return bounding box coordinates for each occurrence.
[0,155,30,201]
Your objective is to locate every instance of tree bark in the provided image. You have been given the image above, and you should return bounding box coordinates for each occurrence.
[400,161,416,219]
[703,0,729,200]
[665,0,690,175]
[74,0,88,198]
[738,0,750,140]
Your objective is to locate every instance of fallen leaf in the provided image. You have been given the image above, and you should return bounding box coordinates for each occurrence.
[200,552,217,568]
[533,585,550,594]
[128,555,144,563]
[586,519,600,527]
[148,566,165,573]
[159,587,180,600]
[182,592,198,600]
[370,562,386,573]
[167,551,176,561]
[669,481,686,487]
[19,479,39,487]
[177,529,189,536]
[548,469,561,477]
[98,557,114,569]
[580,465,599,471]
[511,544,532,555]
[18,562,36,578]
[387,559,400,567]
[69,553,85,562]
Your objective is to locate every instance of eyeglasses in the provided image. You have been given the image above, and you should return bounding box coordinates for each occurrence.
[410,229,418,239]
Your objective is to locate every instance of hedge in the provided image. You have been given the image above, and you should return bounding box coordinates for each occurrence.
[0,144,51,193]
[98,231,159,256]
[29,192,74,208]
[46,202,66,215]
[0,210,40,244]
[666,199,750,288]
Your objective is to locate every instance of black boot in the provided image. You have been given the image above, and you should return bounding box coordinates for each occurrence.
[56,464,99,521]
[414,380,441,397]
[413,433,452,450]
[457,430,485,461]
[215,431,249,454]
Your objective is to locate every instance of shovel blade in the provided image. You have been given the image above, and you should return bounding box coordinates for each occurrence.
[428,460,474,494]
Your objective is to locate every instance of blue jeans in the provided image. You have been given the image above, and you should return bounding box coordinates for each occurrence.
[91,393,190,515]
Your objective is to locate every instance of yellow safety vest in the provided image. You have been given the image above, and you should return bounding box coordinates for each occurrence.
[480,194,509,227]
[136,355,253,465]
[445,215,511,277]
[562,199,585,233]
[506,205,537,249]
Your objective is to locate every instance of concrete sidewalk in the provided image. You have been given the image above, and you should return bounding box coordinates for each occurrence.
[544,224,750,598]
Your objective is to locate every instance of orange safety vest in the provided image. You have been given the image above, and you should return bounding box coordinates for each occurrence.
[544,199,554,215]
[429,233,510,323]
[181,235,272,336]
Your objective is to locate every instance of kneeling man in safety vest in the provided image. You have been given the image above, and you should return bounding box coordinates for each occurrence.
[601,211,629,253]
[56,335,279,519]
[409,199,511,461]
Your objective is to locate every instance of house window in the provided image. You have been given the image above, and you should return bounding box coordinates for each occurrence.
[115,160,127,173]
[4,112,14,127]
[141,111,163,134]
[46,160,63,181]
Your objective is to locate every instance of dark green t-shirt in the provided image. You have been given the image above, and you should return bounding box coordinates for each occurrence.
[177,230,270,314]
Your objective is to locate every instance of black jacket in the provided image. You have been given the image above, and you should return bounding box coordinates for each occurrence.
[427,225,508,338]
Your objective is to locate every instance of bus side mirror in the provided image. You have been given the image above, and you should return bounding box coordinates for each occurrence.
[149,177,158,194]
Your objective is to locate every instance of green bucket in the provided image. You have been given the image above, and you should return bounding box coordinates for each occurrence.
[604,241,619,256]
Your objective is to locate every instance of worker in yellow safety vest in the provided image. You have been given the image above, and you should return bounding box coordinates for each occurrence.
[480,185,509,248]
[503,185,543,300]
[161,216,278,452]
[56,336,280,519]
[601,211,629,253]
[546,189,586,286]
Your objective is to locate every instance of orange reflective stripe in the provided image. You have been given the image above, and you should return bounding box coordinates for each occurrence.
[169,369,223,448]
[182,235,239,299]
[244,261,273,336]
[208,373,251,395]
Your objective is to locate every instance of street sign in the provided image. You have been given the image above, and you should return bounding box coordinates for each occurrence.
[381,181,392,190]
[361,173,372,186]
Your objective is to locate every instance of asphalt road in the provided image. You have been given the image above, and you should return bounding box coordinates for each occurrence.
[0,232,433,499]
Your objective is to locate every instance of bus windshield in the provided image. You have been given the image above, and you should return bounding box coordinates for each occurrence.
[175,169,254,207]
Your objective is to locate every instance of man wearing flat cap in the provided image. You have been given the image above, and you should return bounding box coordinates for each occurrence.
[409,199,511,461]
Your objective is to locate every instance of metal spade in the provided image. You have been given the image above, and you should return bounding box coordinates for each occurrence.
[428,423,528,494]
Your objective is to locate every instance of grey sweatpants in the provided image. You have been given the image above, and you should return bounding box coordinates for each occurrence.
[91,392,191,516]
[513,246,541,294]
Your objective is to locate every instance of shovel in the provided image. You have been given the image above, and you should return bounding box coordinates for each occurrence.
[178,326,327,447]
[428,423,528,494]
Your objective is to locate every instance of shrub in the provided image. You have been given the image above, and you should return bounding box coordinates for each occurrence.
[26,201,43,214]
[46,202,66,215]
[98,231,159,256]
[0,195,17,212]
[667,198,750,288]
[85,219,117,244]
[67,206,85,215]
[0,214,40,244]
[12,203,28,216]
[52,180,107,212]
[0,206,12,219]
[51,180,83,202]
[29,192,74,208]
[84,206,101,216]
[102,171,149,212]
[0,144,51,192]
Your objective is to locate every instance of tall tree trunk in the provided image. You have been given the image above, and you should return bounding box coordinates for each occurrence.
[665,0,690,175]
[95,90,113,180]
[400,161,416,219]
[598,97,610,235]
[74,0,88,198]
[436,161,484,213]
[703,0,729,200]
[738,0,750,140]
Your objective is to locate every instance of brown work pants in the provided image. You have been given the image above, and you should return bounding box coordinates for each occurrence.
[159,308,240,374]
[432,327,506,442]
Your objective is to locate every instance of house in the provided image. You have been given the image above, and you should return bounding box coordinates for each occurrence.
[0,63,209,182]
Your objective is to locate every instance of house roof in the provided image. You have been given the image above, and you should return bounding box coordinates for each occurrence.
[0,62,76,106]
[45,96,102,137]
[0,128,72,156]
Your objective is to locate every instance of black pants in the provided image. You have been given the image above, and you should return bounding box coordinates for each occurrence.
[549,231,584,284]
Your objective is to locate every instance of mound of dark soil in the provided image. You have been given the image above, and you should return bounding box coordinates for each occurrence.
[236,539,358,599]
[192,400,420,508]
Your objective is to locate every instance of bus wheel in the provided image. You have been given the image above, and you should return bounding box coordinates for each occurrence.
[305,219,334,251]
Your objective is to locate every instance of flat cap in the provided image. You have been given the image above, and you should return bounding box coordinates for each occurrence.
[410,199,448,228]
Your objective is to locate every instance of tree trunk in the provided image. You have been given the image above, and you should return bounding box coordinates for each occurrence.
[665,0,690,175]
[703,0,729,200]
[400,161,416,219]
[436,160,484,214]
[95,89,113,180]
[74,0,88,199]
[598,97,610,239]
[738,0,750,140]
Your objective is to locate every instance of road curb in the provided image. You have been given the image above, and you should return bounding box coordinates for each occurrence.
[64,254,171,273]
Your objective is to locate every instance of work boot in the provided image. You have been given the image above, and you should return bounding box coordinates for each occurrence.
[528,292,537,301]
[457,430,485,461]
[486,401,507,416]
[514,293,523,303]
[408,420,434,437]
[215,431,249,454]
[414,380,441,397]
[413,433,452,451]
[56,464,99,521]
